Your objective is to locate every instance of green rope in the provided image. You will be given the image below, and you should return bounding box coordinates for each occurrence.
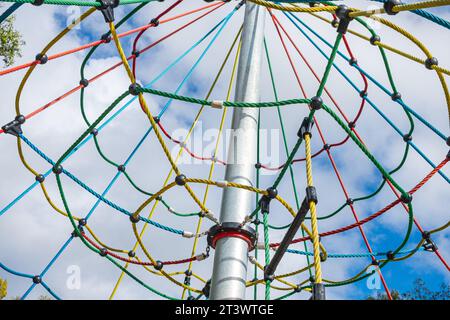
[316,33,343,97]
[264,37,313,278]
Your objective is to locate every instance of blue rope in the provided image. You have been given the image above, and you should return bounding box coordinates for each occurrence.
[0,175,47,217]
[283,11,449,183]
[21,237,72,300]
[11,6,239,300]
[40,281,61,300]
[353,64,447,141]
[159,7,237,115]
[286,10,447,141]
[18,134,185,235]
[1,9,233,225]
[266,0,450,30]
[286,247,423,258]
[0,261,61,300]
[369,0,450,30]
[0,261,34,279]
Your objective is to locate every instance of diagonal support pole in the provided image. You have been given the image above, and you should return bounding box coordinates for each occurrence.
[264,198,309,279]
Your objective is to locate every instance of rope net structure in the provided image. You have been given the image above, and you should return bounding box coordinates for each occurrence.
[0,0,449,300]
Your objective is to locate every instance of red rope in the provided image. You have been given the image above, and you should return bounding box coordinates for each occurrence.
[81,232,197,266]
[268,157,448,247]
[271,10,450,273]
[0,3,223,134]
[0,1,222,77]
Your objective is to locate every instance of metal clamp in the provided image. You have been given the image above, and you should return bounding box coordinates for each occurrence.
[207,222,258,251]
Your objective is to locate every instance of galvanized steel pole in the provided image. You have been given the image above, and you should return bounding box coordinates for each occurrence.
[210,2,266,300]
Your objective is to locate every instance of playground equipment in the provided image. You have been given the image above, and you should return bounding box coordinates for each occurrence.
[0,0,449,300]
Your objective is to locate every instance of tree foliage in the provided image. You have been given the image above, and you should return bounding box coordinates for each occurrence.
[0,278,7,300]
[368,278,450,300]
[0,13,24,67]
[403,278,450,300]
[367,289,403,300]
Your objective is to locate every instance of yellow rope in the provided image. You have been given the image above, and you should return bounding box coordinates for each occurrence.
[131,223,203,293]
[251,257,302,290]
[248,0,337,13]
[134,176,328,257]
[109,21,209,214]
[10,7,130,258]
[248,0,450,18]
[15,8,96,116]
[304,133,323,284]
[349,0,450,18]
[108,24,245,299]
[181,28,243,299]
[369,15,450,123]
[308,12,450,76]
[108,20,216,295]
[299,4,450,124]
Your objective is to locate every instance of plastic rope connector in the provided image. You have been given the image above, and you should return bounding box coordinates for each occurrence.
[349,58,358,66]
[259,187,278,214]
[309,96,323,110]
[129,214,140,224]
[32,0,44,6]
[425,57,438,70]
[132,50,140,58]
[2,115,25,137]
[101,33,111,43]
[175,174,186,186]
[96,0,119,23]
[331,18,339,28]
[386,251,395,260]
[298,117,314,139]
[400,193,412,204]
[79,78,89,88]
[195,253,207,261]
[306,186,318,205]
[384,0,402,15]
[422,231,438,252]
[370,35,381,46]
[52,165,63,175]
[128,83,141,96]
[202,280,211,299]
[335,5,353,34]
[154,261,163,270]
[391,92,402,101]
[216,180,228,188]
[99,248,108,257]
[150,18,160,27]
[35,53,48,64]
[312,283,326,300]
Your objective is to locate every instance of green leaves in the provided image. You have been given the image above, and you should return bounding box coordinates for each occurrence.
[0,15,24,67]
[0,278,7,300]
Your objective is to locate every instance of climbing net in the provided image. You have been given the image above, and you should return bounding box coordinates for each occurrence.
[0,0,449,300]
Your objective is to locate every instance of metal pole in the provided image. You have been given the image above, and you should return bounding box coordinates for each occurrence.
[210,2,266,300]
